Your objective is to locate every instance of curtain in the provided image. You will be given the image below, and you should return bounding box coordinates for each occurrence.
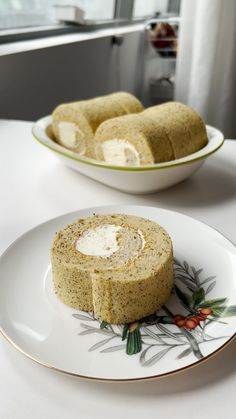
[175,0,236,139]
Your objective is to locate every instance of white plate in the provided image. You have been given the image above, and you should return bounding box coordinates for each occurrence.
[32,116,224,194]
[1,205,236,382]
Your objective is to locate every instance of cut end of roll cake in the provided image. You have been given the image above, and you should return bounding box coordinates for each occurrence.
[51,214,173,324]
[52,104,94,156]
[101,138,141,166]
[94,113,174,166]
[57,121,86,154]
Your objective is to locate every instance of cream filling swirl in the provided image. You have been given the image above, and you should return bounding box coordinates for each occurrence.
[76,224,145,267]
[102,139,140,166]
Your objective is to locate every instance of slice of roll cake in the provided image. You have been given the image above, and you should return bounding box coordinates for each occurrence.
[52,92,143,158]
[94,101,208,166]
[51,214,173,324]
[94,114,174,165]
[143,102,208,158]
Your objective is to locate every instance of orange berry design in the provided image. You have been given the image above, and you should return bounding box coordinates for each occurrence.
[176,319,186,327]
[185,319,198,329]
[174,309,213,330]
[190,316,200,325]
[199,308,212,316]
[174,315,185,327]
[174,315,184,321]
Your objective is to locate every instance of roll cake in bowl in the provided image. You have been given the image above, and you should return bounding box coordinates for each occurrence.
[143,102,208,159]
[94,102,208,166]
[52,92,143,158]
[51,214,173,324]
[95,113,174,165]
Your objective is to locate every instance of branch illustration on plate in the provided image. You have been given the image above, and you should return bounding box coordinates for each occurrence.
[73,258,236,367]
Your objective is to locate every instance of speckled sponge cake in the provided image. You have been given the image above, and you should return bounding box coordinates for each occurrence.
[95,113,174,165]
[52,92,143,158]
[51,214,173,324]
[94,101,208,165]
[143,102,208,159]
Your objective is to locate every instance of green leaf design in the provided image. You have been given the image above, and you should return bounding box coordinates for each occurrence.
[89,336,116,352]
[192,268,203,277]
[183,261,189,272]
[142,326,165,343]
[173,257,181,266]
[192,287,205,307]
[199,298,227,308]
[72,313,94,321]
[127,327,142,355]
[140,347,171,367]
[212,305,236,317]
[79,323,113,335]
[156,324,185,343]
[176,347,192,359]
[122,324,129,341]
[200,276,216,286]
[175,274,197,290]
[174,267,186,272]
[181,329,203,360]
[205,280,216,295]
[73,259,235,367]
[100,344,126,353]
[100,321,109,329]
[175,285,191,309]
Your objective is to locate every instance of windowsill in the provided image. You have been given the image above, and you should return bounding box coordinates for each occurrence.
[0,22,145,56]
[0,18,143,39]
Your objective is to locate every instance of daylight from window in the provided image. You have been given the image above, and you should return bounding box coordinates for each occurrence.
[0,0,180,31]
[0,0,115,30]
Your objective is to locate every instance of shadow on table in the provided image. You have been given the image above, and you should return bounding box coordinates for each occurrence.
[141,159,236,208]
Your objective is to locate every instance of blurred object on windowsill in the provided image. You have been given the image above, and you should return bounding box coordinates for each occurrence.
[53,5,85,25]
[149,21,178,57]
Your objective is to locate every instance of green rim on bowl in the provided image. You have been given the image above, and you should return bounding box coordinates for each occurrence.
[32,115,224,172]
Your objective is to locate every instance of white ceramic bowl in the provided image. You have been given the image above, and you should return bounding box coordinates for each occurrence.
[32,116,224,194]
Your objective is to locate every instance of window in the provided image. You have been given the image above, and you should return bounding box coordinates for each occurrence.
[133,0,170,18]
[0,0,181,37]
[0,0,116,31]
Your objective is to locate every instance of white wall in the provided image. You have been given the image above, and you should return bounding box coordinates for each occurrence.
[0,29,145,120]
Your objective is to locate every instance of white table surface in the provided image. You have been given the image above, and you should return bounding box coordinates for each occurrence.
[0,119,236,419]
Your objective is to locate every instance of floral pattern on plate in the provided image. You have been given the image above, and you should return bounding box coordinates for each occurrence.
[73,258,236,367]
